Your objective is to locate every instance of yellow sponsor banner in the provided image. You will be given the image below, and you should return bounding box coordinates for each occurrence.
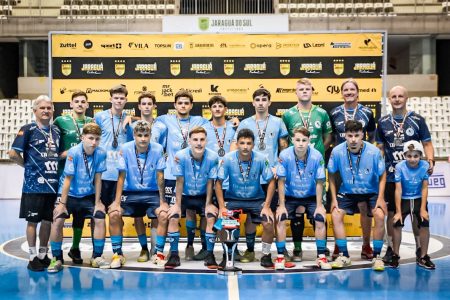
[52,78,382,103]
[51,33,383,57]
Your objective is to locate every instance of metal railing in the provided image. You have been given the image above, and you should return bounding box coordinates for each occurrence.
[179,0,274,14]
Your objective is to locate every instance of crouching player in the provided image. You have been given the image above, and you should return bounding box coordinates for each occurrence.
[115,120,168,268]
[392,141,435,269]
[48,123,107,272]
[277,127,331,270]
[168,127,219,269]
[328,120,387,271]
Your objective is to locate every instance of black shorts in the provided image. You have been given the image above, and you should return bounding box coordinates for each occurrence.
[182,195,207,217]
[285,195,318,221]
[262,183,278,211]
[101,180,117,207]
[20,193,56,223]
[385,182,396,212]
[65,194,95,219]
[394,198,430,228]
[336,193,378,217]
[121,191,160,218]
[164,179,176,206]
[224,198,265,224]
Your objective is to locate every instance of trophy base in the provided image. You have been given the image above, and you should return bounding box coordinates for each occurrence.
[217,266,242,276]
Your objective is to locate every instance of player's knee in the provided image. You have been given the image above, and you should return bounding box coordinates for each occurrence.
[93,210,106,219]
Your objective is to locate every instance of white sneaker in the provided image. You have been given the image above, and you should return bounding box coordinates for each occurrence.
[110,253,126,269]
[90,256,110,269]
[274,255,285,270]
[316,254,332,270]
[150,253,167,267]
[331,253,351,269]
[372,255,385,272]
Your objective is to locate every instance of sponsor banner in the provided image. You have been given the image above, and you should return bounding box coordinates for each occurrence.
[51,33,383,57]
[163,15,289,33]
[52,78,382,103]
[428,162,450,197]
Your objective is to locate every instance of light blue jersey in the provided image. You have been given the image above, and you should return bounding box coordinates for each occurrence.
[395,160,429,200]
[117,141,165,192]
[94,109,131,181]
[152,115,207,180]
[173,148,219,196]
[59,143,107,197]
[328,141,385,194]
[218,150,273,200]
[277,145,326,198]
[127,120,167,147]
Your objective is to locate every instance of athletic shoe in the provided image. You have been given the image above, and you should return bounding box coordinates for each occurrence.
[372,255,385,272]
[90,256,110,269]
[283,249,293,262]
[39,255,51,268]
[68,248,83,264]
[417,255,436,270]
[274,255,285,270]
[361,244,374,260]
[193,248,209,261]
[331,254,352,269]
[165,253,181,269]
[185,245,195,261]
[204,252,218,269]
[316,254,332,270]
[47,258,63,273]
[390,254,400,268]
[233,249,243,261]
[27,257,44,272]
[416,247,422,263]
[240,250,256,263]
[110,253,126,269]
[218,254,227,270]
[332,245,340,260]
[325,247,331,257]
[137,249,150,262]
[260,254,274,268]
[382,246,394,264]
[150,253,167,267]
[292,249,303,262]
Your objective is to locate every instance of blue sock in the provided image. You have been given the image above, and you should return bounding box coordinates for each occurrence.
[336,239,349,257]
[50,241,63,260]
[246,233,256,252]
[205,233,216,252]
[111,235,123,255]
[316,239,327,256]
[93,239,105,258]
[186,220,196,246]
[373,240,384,256]
[275,240,286,255]
[155,235,166,254]
[200,230,206,250]
[137,234,148,250]
[168,231,180,254]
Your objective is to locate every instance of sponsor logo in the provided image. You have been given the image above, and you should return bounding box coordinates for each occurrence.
[327,85,340,94]
[190,43,214,49]
[250,43,271,49]
[174,42,184,50]
[135,63,157,75]
[161,84,173,97]
[359,38,378,50]
[429,174,446,188]
[226,88,248,94]
[279,59,290,76]
[60,42,76,49]
[276,88,296,93]
[243,62,266,74]
[202,106,212,120]
[333,59,344,75]
[83,40,93,49]
[86,88,109,94]
[330,42,351,48]
[303,42,325,48]
[198,17,209,31]
[275,108,289,117]
[406,128,414,136]
[128,42,149,49]
[300,62,323,74]
[220,43,227,48]
[114,59,125,76]
[275,43,301,49]
[170,59,181,76]
[101,43,122,49]
[61,59,72,76]
[208,84,221,96]
[354,62,376,74]
[224,59,234,76]
[81,63,103,75]
[226,108,245,117]
[184,88,203,94]
[154,43,171,48]
[190,62,213,74]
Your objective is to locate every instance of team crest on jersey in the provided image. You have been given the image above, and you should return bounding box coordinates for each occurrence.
[364,168,370,174]
[406,128,414,136]
[315,121,321,128]
[67,156,73,161]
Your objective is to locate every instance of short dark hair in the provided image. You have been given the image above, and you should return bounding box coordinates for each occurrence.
[293,127,310,137]
[189,126,207,138]
[133,120,151,134]
[175,89,193,103]
[236,128,255,142]
[252,88,271,101]
[109,84,128,97]
[138,92,156,105]
[71,90,88,101]
[208,95,227,108]
[345,120,363,133]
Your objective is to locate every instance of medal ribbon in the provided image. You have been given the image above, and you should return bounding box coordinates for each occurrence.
[135,145,149,185]
[346,145,363,184]
[237,152,253,182]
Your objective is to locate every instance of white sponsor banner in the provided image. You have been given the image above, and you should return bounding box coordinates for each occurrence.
[428,161,450,197]
[163,15,289,33]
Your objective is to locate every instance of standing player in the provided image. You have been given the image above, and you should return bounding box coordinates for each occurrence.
[168,127,219,269]
[53,90,94,264]
[115,120,169,268]
[94,84,131,268]
[329,79,376,260]
[376,86,434,264]
[328,120,386,271]
[276,127,331,270]
[392,141,435,269]
[282,78,332,261]
[216,129,276,268]
[47,123,106,272]
[9,95,61,271]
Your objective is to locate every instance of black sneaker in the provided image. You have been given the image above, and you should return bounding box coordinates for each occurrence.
[218,254,227,270]
[418,255,436,270]
[39,255,51,268]
[260,254,274,268]
[164,253,181,269]
[382,246,394,264]
[27,257,45,272]
[204,252,218,269]
[324,247,331,257]
[415,247,422,263]
[68,248,83,264]
[193,249,209,261]
[390,254,400,268]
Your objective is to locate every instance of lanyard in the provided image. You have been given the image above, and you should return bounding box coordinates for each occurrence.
[71,115,87,142]
[212,121,227,149]
[237,152,253,182]
[346,144,363,184]
[294,148,309,179]
[177,116,191,145]
[36,124,54,146]
[110,110,123,147]
[82,147,94,179]
[297,107,312,128]
[254,115,269,144]
[344,105,358,122]
[190,151,205,181]
[390,112,409,138]
[135,146,149,185]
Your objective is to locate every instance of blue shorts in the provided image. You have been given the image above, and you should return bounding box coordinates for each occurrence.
[285,195,317,220]
[224,198,265,224]
[101,180,117,207]
[182,195,207,217]
[394,198,429,228]
[337,193,378,217]
[121,191,160,218]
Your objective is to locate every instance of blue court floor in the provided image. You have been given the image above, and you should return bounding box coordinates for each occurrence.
[1,198,449,300]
